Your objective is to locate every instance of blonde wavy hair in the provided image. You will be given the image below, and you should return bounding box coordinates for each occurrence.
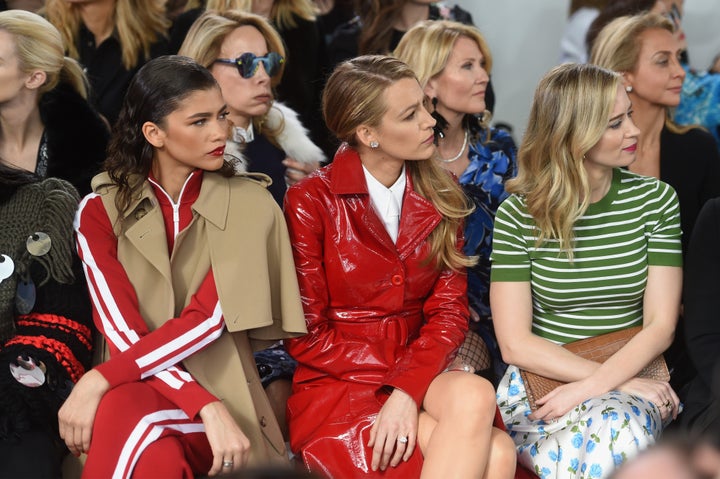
[0,10,88,99]
[323,55,476,271]
[179,10,287,143]
[590,12,692,134]
[394,19,494,141]
[186,0,317,30]
[44,0,169,70]
[506,63,622,258]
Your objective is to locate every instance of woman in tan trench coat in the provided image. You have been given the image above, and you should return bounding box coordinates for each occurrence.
[56,55,307,478]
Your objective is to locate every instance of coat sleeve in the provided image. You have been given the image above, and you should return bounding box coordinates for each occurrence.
[74,194,221,419]
[283,183,406,383]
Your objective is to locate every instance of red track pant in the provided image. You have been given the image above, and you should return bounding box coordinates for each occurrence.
[82,382,213,479]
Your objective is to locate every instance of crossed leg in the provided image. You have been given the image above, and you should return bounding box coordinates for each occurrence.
[417,371,516,479]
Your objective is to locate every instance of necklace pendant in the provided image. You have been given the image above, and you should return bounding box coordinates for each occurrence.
[439,130,469,163]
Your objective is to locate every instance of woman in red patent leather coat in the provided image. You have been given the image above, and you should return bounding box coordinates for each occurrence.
[283,55,516,479]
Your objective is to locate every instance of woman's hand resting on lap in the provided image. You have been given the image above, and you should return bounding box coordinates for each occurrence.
[530,379,595,423]
[368,388,418,472]
[618,377,680,421]
[200,401,251,476]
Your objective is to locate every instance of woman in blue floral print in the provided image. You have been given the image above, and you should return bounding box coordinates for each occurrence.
[395,20,517,383]
[491,63,682,479]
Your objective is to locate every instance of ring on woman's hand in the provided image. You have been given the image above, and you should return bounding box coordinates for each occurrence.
[664,401,672,408]
[222,461,233,468]
[397,436,408,444]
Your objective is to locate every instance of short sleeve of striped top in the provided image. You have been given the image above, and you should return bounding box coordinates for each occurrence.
[490,168,682,343]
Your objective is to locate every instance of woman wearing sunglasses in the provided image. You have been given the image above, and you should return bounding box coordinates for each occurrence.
[179,10,324,207]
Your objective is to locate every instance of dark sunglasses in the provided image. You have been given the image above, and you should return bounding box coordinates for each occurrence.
[213,52,284,79]
[664,4,682,27]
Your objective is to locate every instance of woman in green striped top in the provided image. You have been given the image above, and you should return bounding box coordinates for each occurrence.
[491,63,683,478]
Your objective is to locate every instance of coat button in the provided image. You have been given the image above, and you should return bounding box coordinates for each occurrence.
[391,275,403,286]
[260,416,267,427]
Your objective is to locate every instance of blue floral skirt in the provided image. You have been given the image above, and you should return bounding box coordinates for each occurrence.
[497,366,664,479]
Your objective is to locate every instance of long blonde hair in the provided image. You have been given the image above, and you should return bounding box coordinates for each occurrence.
[0,10,89,99]
[323,55,475,270]
[179,10,288,144]
[44,0,169,70]
[507,63,622,257]
[590,12,692,134]
[394,20,494,139]
[199,0,317,30]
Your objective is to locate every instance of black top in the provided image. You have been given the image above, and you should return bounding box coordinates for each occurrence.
[78,24,168,125]
[245,134,288,206]
[682,197,720,437]
[38,82,110,196]
[660,125,720,254]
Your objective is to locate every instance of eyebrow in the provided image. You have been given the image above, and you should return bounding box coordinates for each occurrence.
[397,101,421,118]
[609,107,631,123]
[186,103,228,120]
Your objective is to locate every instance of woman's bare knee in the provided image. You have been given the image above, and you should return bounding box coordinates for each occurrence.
[441,373,496,418]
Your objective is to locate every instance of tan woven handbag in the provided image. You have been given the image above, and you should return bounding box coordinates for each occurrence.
[519,326,670,411]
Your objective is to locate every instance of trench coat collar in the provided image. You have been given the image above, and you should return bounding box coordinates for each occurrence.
[328,143,442,259]
[328,143,370,195]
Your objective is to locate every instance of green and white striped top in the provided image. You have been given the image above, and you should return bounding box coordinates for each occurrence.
[490,168,682,344]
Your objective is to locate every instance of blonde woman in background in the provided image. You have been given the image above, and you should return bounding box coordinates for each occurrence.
[170,0,327,155]
[591,12,720,254]
[43,0,170,125]
[395,20,517,385]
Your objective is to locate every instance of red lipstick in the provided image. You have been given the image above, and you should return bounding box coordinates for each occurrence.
[623,143,637,153]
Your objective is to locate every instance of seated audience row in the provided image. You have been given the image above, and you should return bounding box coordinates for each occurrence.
[1,4,719,478]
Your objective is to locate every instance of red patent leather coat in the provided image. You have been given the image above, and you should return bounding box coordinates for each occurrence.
[283,145,469,478]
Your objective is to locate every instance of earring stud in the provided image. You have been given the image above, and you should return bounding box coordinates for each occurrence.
[370,141,379,149]
[626,85,633,93]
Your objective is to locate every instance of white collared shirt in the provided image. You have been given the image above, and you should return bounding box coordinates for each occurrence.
[362,165,405,243]
[231,122,255,143]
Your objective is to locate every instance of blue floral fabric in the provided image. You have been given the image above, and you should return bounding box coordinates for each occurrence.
[675,64,720,151]
[497,366,664,479]
[458,127,516,382]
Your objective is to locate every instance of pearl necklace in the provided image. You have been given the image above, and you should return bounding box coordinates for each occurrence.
[438,129,468,163]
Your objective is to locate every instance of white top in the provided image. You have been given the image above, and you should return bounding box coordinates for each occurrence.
[558,7,600,64]
[362,165,405,244]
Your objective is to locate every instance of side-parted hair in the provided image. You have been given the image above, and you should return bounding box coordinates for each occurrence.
[394,20,494,140]
[44,0,170,70]
[105,55,234,216]
[179,10,287,142]
[590,12,691,134]
[506,63,622,258]
[0,10,88,98]
[200,0,317,30]
[323,55,476,271]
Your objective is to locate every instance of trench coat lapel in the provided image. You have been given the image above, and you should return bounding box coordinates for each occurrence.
[396,186,441,260]
[330,144,442,258]
[123,204,172,285]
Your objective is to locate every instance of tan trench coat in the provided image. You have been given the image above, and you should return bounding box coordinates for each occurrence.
[91,170,307,464]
